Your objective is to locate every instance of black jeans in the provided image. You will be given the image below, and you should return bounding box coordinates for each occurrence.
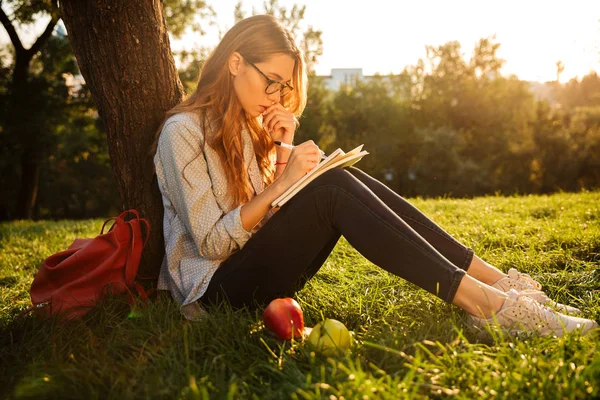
[200,167,473,309]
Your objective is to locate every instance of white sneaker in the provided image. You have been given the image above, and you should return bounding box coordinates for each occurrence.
[492,268,582,315]
[469,289,598,338]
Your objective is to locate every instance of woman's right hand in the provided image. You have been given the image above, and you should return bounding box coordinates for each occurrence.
[280,140,322,187]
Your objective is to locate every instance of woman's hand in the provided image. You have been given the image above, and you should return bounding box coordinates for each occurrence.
[262,103,298,144]
[280,140,321,186]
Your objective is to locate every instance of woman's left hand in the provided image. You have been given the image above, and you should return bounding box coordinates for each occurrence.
[262,103,298,144]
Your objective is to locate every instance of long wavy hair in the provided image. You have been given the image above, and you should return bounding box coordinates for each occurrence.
[150,15,307,208]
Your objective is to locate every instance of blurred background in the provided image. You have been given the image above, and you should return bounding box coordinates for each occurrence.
[1,0,599,220]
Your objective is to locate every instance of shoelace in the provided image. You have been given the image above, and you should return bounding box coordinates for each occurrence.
[519,289,551,303]
[508,268,542,291]
[516,293,560,328]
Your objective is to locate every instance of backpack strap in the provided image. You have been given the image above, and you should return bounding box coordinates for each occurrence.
[100,216,117,234]
[121,210,151,286]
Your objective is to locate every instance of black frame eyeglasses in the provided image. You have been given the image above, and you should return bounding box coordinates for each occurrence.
[248,61,294,97]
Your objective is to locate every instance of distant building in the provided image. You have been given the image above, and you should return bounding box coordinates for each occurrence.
[527,81,558,107]
[319,68,368,91]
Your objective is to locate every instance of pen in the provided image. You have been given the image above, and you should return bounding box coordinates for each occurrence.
[274,141,327,159]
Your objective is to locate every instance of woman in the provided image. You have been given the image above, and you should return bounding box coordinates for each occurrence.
[151,15,597,337]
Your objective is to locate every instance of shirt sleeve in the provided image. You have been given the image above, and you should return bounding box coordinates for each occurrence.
[155,119,253,261]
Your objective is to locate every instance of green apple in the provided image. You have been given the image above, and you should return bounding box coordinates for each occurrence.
[307,318,352,356]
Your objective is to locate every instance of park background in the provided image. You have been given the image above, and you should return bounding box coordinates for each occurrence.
[2,2,600,398]
[1,0,599,221]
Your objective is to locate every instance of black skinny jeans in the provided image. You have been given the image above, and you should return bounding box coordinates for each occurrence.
[200,167,474,309]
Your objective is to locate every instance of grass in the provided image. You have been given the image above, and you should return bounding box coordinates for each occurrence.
[1,191,599,399]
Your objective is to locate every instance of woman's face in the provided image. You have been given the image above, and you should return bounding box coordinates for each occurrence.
[230,52,295,117]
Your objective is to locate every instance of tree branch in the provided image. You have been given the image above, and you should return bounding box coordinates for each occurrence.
[28,0,60,57]
[0,4,25,53]
[27,15,58,57]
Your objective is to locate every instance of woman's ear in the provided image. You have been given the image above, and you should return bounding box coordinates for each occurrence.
[228,52,243,77]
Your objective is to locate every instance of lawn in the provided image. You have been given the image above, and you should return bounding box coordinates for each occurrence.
[1,191,599,399]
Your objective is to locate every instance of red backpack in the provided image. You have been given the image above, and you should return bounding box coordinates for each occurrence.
[30,209,151,320]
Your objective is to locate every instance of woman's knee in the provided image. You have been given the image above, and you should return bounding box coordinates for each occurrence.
[311,167,357,190]
[346,166,371,184]
[293,168,368,212]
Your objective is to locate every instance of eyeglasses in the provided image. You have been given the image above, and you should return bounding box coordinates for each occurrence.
[248,61,294,97]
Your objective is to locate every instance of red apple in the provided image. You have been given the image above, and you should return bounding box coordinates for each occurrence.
[262,298,305,340]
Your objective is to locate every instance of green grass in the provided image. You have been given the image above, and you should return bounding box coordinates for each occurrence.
[1,191,599,399]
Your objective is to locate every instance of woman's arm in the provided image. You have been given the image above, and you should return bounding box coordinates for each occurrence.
[273,145,291,180]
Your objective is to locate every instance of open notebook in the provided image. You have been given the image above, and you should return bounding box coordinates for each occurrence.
[271,144,369,208]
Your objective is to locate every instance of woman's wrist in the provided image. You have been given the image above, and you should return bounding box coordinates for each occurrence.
[274,169,295,191]
[275,146,291,163]
[280,130,295,146]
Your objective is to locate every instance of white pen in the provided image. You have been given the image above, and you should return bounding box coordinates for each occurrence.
[274,141,327,159]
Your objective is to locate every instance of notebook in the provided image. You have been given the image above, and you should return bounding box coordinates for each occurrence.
[271,144,369,208]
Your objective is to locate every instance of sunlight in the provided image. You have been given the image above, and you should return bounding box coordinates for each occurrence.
[0,0,597,82]
[169,0,600,83]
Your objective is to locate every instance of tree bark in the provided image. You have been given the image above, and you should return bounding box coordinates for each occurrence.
[59,1,185,278]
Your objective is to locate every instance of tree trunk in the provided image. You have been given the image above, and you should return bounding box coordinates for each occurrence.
[9,55,38,220]
[2,4,59,220]
[59,1,185,278]
[15,147,40,220]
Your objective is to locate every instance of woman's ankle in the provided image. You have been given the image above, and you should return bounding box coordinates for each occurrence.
[453,275,508,318]
[466,255,507,286]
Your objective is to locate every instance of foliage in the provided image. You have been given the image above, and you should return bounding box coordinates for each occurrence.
[0,27,120,220]
[162,0,215,38]
[0,0,216,219]
[2,0,56,25]
[557,72,600,109]
[307,38,600,198]
[1,2,599,220]
[1,192,599,398]
[294,75,335,150]
[36,103,120,220]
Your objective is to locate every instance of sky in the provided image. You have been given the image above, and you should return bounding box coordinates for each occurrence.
[1,0,599,83]
[170,0,600,83]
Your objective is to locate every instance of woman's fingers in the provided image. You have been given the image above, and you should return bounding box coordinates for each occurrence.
[267,114,294,133]
[262,110,278,129]
[282,140,323,183]
[271,121,282,133]
[291,141,321,169]
[262,107,283,126]
[294,140,317,153]
[292,155,318,173]
[263,106,295,133]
